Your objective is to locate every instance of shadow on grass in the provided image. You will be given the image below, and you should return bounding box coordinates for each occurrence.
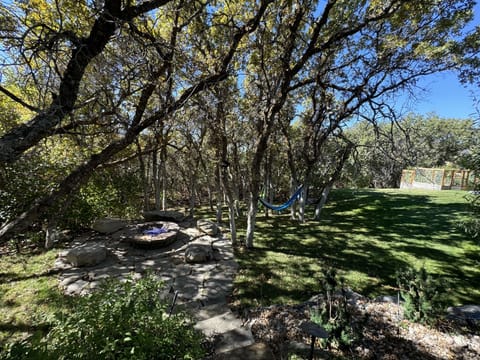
[0,275,71,345]
[235,189,480,307]
[0,268,62,283]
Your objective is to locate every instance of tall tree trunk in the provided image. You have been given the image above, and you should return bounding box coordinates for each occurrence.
[290,179,299,220]
[160,143,167,210]
[221,164,237,245]
[215,163,223,224]
[152,148,161,210]
[245,191,259,248]
[298,182,308,223]
[263,156,271,218]
[313,141,353,220]
[245,132,270,248]
[188,170,196,217]
[314,184,332,220]
[136,140,150,211]
[207,184,214,211]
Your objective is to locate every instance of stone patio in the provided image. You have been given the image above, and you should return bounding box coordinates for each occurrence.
[53,219,263,358]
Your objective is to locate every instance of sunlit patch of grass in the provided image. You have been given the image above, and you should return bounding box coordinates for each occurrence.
[0,249,68,345]
[234,189,480,308]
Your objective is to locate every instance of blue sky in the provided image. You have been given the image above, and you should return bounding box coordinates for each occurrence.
[402,71,478,120]
[401,2,480,121]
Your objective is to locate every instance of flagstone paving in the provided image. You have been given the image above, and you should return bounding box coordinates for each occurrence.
[53,220,268,358]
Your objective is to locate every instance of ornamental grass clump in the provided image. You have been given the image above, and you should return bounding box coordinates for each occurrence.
[2,274,205,360]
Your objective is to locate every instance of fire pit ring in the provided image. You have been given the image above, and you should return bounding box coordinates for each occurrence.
[116,221,180,249]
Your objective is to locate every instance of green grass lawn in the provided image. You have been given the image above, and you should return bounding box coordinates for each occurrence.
[0,188,478,345]
[234,188,480,308]
[0,249,69,345]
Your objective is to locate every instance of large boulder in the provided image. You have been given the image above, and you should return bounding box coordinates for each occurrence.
[185,244,213,263]
[65,243,107,267]
[447,305,480,324]
[142,210,185,223]
[92,218,127,234]
[197,219,219,236]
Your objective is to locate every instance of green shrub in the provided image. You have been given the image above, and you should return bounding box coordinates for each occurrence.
[310,267,357,350]
[396,266,445,324]
[1,274,205,360]
[64,168,143,230]
[459,217,480,239]
[459,190,480,240]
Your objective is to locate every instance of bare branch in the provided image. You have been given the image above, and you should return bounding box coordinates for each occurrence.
[0,85,40,112]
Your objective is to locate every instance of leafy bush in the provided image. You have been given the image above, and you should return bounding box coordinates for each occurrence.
[64,167,142,230]
[310,267,357,350]
[459,217,480,239]
[396,267,445,324]
[459,190,480,240]
[1,274,205,359]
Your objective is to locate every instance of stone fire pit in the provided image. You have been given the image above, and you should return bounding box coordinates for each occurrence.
[113,221,180,249]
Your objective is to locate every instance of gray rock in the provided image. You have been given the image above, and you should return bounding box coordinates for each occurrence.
[65,279,89,296]
[185,244,213,263]
[179,228,203,240]
[142,210,185,223]
[299,320,328,339]
[194,311,244,336]
[65,243,107,267]
[447,304,480,322]
[374,294,403,304]
[216,342,274,360]
[197,219,219,236]
[92,218,127,234]
[174,275,201,300]
[213,326,255,354]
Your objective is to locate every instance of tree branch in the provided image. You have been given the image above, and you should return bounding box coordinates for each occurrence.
[0,85,40,112]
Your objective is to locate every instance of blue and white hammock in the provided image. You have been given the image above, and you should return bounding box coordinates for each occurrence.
[259,185,304,211]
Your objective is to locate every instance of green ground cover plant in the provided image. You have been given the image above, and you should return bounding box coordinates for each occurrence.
[0,249,65,344]
[234,189,480,308]
[1,274,205,360]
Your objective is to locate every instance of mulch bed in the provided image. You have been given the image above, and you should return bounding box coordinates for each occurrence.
[243,298,480,359]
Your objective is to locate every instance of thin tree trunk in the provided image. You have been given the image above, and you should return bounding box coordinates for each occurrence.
[290,179,299,220]
[152,148,161,210]
[216,164,223,224]
[136,140,150,211]
[189,171,196,217]
[245,136,268,248]
[221,165,237,245]
[312,141,353,219]
[314,184,332,220]
[160,144,167,210]
[298,182,308,223]
[245,194,259,248]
